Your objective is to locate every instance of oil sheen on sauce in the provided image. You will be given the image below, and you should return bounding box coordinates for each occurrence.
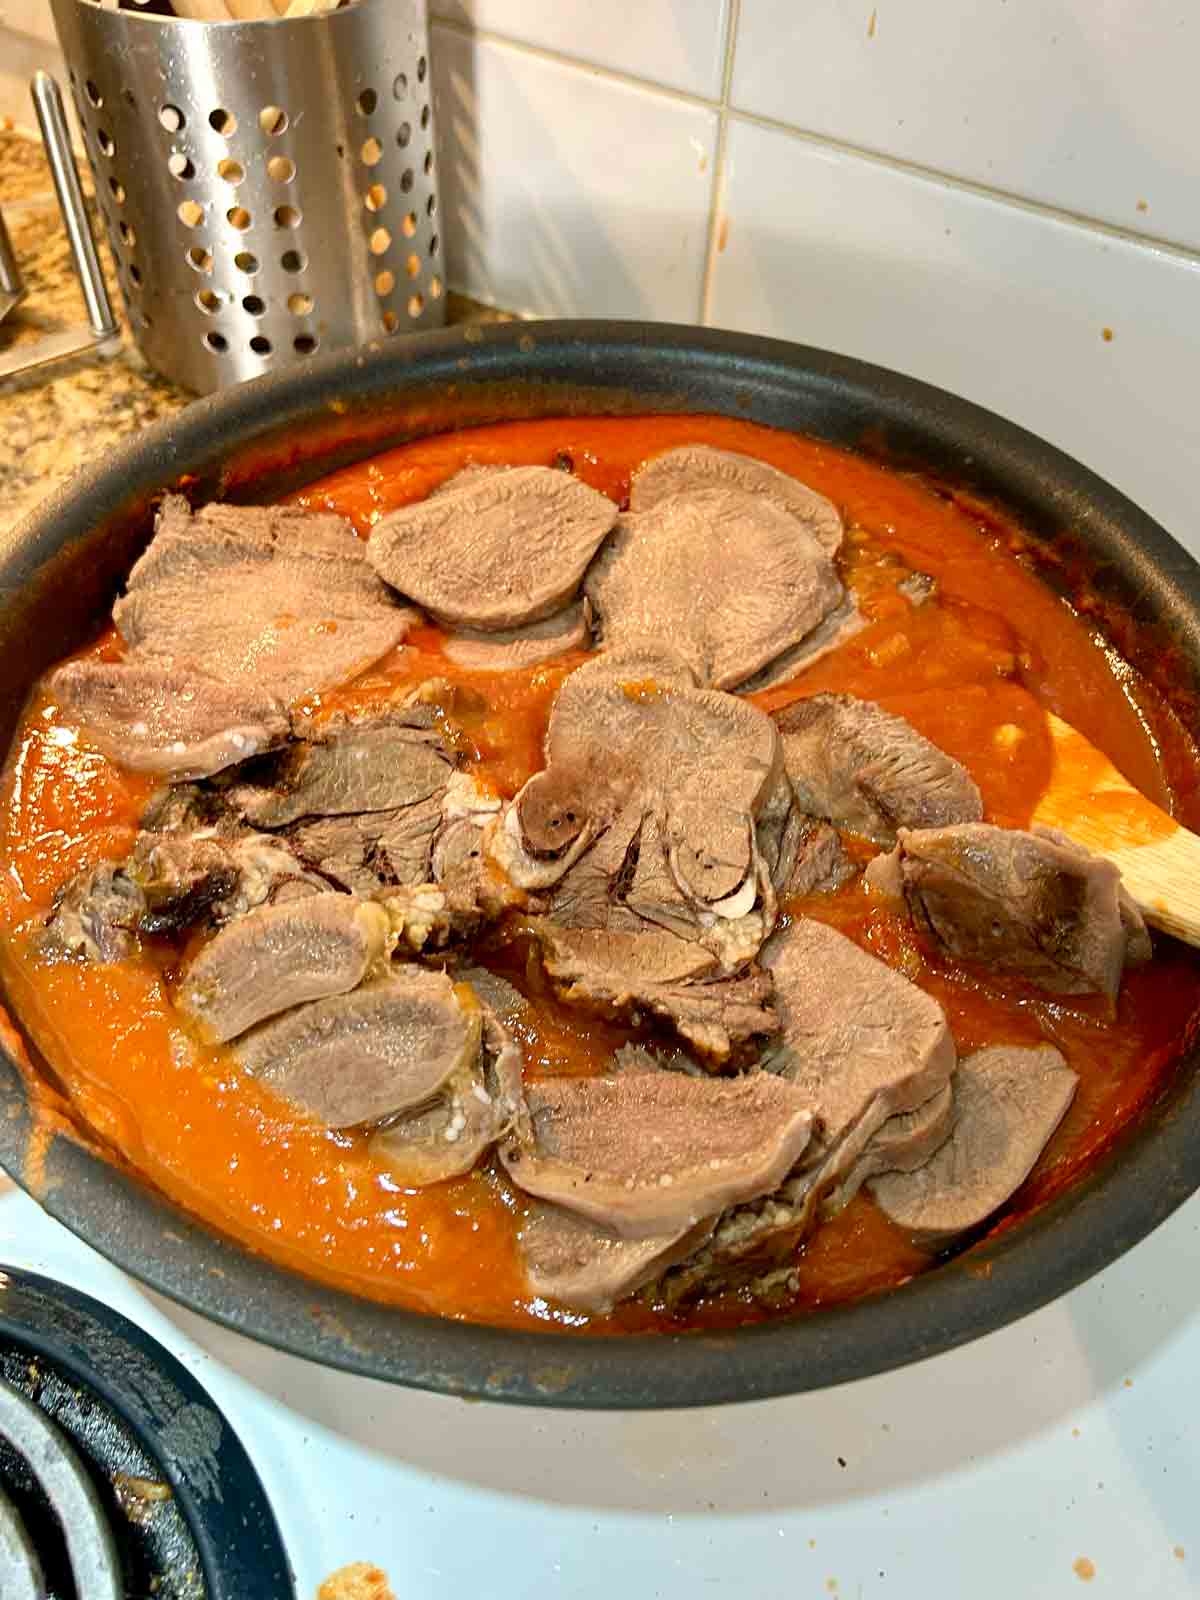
[2,414,1199,1336]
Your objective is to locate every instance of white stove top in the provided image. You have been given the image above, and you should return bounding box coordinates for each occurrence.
[2,1176,1197,1598]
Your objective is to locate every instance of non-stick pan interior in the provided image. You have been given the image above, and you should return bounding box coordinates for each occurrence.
[1,321,1198,1407]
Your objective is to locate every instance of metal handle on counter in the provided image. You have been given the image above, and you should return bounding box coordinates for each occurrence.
[0,208,24,307]
[30,70,118,342]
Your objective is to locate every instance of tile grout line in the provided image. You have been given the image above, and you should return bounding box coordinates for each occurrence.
[698,0,740,325]
[429,13,1200,272]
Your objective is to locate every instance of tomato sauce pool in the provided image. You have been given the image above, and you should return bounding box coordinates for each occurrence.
[2,414,1200,1335]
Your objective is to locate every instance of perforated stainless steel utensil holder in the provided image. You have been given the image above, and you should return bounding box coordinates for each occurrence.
[50,0,445,394]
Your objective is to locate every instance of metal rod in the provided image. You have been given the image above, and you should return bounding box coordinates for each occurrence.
[0,207,24,306]
[30,71,118,341]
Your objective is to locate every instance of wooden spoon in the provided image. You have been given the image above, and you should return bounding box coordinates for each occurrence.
[1035,713,1200,948]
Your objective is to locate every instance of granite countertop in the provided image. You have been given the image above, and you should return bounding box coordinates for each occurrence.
[0,129,509,536]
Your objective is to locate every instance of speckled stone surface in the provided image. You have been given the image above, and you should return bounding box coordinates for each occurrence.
[0,128,512,538]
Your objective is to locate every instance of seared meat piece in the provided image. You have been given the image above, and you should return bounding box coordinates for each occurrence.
[370,975,525,1186]
[775,815,857,899]
[235,971,481,1129]
[517,1205,716,1315]
[443,602,591,673]
[629,445,844,558]
[177,896,389,1043]
[870,821,1151,1000]
[50,657,289,781]
[45,821,324,961]
[774,693,982,847]
[500,1069,812,1237]
[368,466,618,630]
[46,863,146,963]
[869,1044,1077,1245]
[586,488,844,690]
[115,498,413,709]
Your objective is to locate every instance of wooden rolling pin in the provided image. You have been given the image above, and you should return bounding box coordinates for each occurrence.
[1035,713,1200,948]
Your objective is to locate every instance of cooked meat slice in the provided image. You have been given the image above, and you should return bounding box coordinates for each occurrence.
[235,972,481,1128]
[779,816,856,898]
[775,693,983,847]
[517,1205,716,1314]
[443,603,591,672]
[50,657,289,780]
[227,714,453,827]
[738,594,866,692]
[763,919,956,1154]
[586,489,845,690]
[822,1080,956,1215]
[45,863,145,962]
[286,792,446,894]
[494,650,780,906]
[114,496,413,709]
[878,821,1146,1000]
[125,833,242,935]
[544,934,775,1061]
[664,920,956,1298]
[629,445,844,558]
[368,466,618,630]
[370,984,525,1186]
[177,896,389,1043]
[868,1044,1077,1245]
[500,1070,813,1237]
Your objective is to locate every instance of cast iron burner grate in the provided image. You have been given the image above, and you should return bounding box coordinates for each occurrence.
[0,1266,293,1599]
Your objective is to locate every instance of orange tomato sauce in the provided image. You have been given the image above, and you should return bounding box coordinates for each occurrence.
[2,413,1199,1335]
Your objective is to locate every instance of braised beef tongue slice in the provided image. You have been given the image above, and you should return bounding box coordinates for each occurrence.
[114,497,414,710]
[662,919,956,1299]
[517,1204,716,1314]
[822,1079,956,1216]
[50,657,289,781]
[370,970,526,1186]
[774,693,983,847]
[499,1070,813,1239]
[875,821,1148,1000]
[868,1044,1077,1246]
[493,649,781,908]
[443,602,591,673]
[629,445,845,558]
[367,465,618,630]
[739,593,866,693]
[234,971,481,1129]
[586,489,844,690]
[763,919,956,1154]
[176,896,389,1043]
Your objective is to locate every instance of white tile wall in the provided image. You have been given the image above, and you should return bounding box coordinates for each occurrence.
[431,24,718,320]
[708,117,1200,554]
[732,0,1200,254]
[432,0,729,100]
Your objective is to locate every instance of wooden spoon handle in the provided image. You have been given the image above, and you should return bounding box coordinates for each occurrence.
[1034,713,1200,948]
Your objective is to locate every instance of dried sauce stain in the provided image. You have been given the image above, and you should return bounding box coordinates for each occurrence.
[717,216,730,253]
[1174,1545,1185,1561]
[1073,1556,1096,1581]
[1102,328,1114,343]
[317,1564,397,1600]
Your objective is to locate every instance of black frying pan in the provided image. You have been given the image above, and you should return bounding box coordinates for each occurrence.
[2,321,1199,1409]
